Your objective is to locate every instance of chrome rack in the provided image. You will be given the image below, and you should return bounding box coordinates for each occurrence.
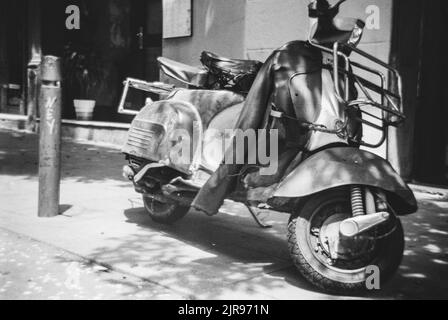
[117,77,176,116]
[308,39,405,149]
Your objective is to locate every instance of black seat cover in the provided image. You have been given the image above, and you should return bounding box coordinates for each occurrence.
[200,51,262,75]
[158,54,262,91]
[191,41,325,216]
[200,52,263,92]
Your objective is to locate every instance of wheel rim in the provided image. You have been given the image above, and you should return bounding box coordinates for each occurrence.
[143,196,173,215]
[304,197,379,274]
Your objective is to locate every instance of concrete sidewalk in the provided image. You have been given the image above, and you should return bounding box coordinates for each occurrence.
[1,129,448,300]
[0,228,184,300]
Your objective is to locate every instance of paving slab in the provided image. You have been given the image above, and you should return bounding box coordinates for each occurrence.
[1,130,448,300]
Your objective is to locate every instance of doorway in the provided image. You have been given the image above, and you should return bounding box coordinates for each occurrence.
[391,0,448,186]
[0,0,27,115]
[412,0,448,185]
[40,0,163,122]
[116,0,163,117]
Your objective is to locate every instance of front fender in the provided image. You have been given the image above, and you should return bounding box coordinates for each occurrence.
[270,147,417,215]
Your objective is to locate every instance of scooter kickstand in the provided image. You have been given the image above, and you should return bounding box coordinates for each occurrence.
[245,203,273,229]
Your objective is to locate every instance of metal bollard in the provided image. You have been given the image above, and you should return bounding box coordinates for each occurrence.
[38,56,62,218]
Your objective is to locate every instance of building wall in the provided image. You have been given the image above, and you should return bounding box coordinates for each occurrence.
[162,0,393,66]
[245,0,392,61]
[162,0,246,67]
[245,0,308,61]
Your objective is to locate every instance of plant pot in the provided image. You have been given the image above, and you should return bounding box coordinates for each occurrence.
[74,99,96,121]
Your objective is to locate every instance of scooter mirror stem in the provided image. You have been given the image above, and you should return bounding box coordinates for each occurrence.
[309,0,347,18]
[315,0,330,9]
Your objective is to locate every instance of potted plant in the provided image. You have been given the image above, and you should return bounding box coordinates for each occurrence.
[63,43,105,121]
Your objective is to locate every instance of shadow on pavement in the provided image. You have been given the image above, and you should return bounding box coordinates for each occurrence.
[0,130,127,185]
[87,204,325,299]
[94,204,448,299]
[376,209,448,299]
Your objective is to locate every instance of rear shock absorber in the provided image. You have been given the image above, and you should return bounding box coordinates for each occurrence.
[350,185,364,216]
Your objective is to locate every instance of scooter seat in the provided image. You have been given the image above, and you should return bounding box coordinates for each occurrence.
[200,51,262,92]
[157,57,209,87]
[200,51,262,75]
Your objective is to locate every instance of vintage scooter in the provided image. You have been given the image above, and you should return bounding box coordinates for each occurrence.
[118,0,417,294]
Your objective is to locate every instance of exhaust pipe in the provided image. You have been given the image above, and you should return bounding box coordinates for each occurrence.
[339,212,390,237]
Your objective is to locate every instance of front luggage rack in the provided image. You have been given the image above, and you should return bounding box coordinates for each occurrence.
[309,40,405,148]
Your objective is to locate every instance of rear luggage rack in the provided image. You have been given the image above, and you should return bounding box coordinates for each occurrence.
[117,78,176,116]
[309,40,405,148]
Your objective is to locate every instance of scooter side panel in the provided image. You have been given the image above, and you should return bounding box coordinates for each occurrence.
[271,147,417,215]
[123,100,202,175]
[168,89,245,129]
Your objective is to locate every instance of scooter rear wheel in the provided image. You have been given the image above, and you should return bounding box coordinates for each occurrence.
[142,195,189,224]
[287,188,404,294]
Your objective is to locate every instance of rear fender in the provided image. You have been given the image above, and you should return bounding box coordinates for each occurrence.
[269,147,417,215]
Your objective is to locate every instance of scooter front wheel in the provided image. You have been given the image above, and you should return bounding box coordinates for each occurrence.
[142,195,189,224]
[287,188,404,294]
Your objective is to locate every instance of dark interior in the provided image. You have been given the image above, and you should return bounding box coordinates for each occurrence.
[391,0,448,185]
[40,0,162,123]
